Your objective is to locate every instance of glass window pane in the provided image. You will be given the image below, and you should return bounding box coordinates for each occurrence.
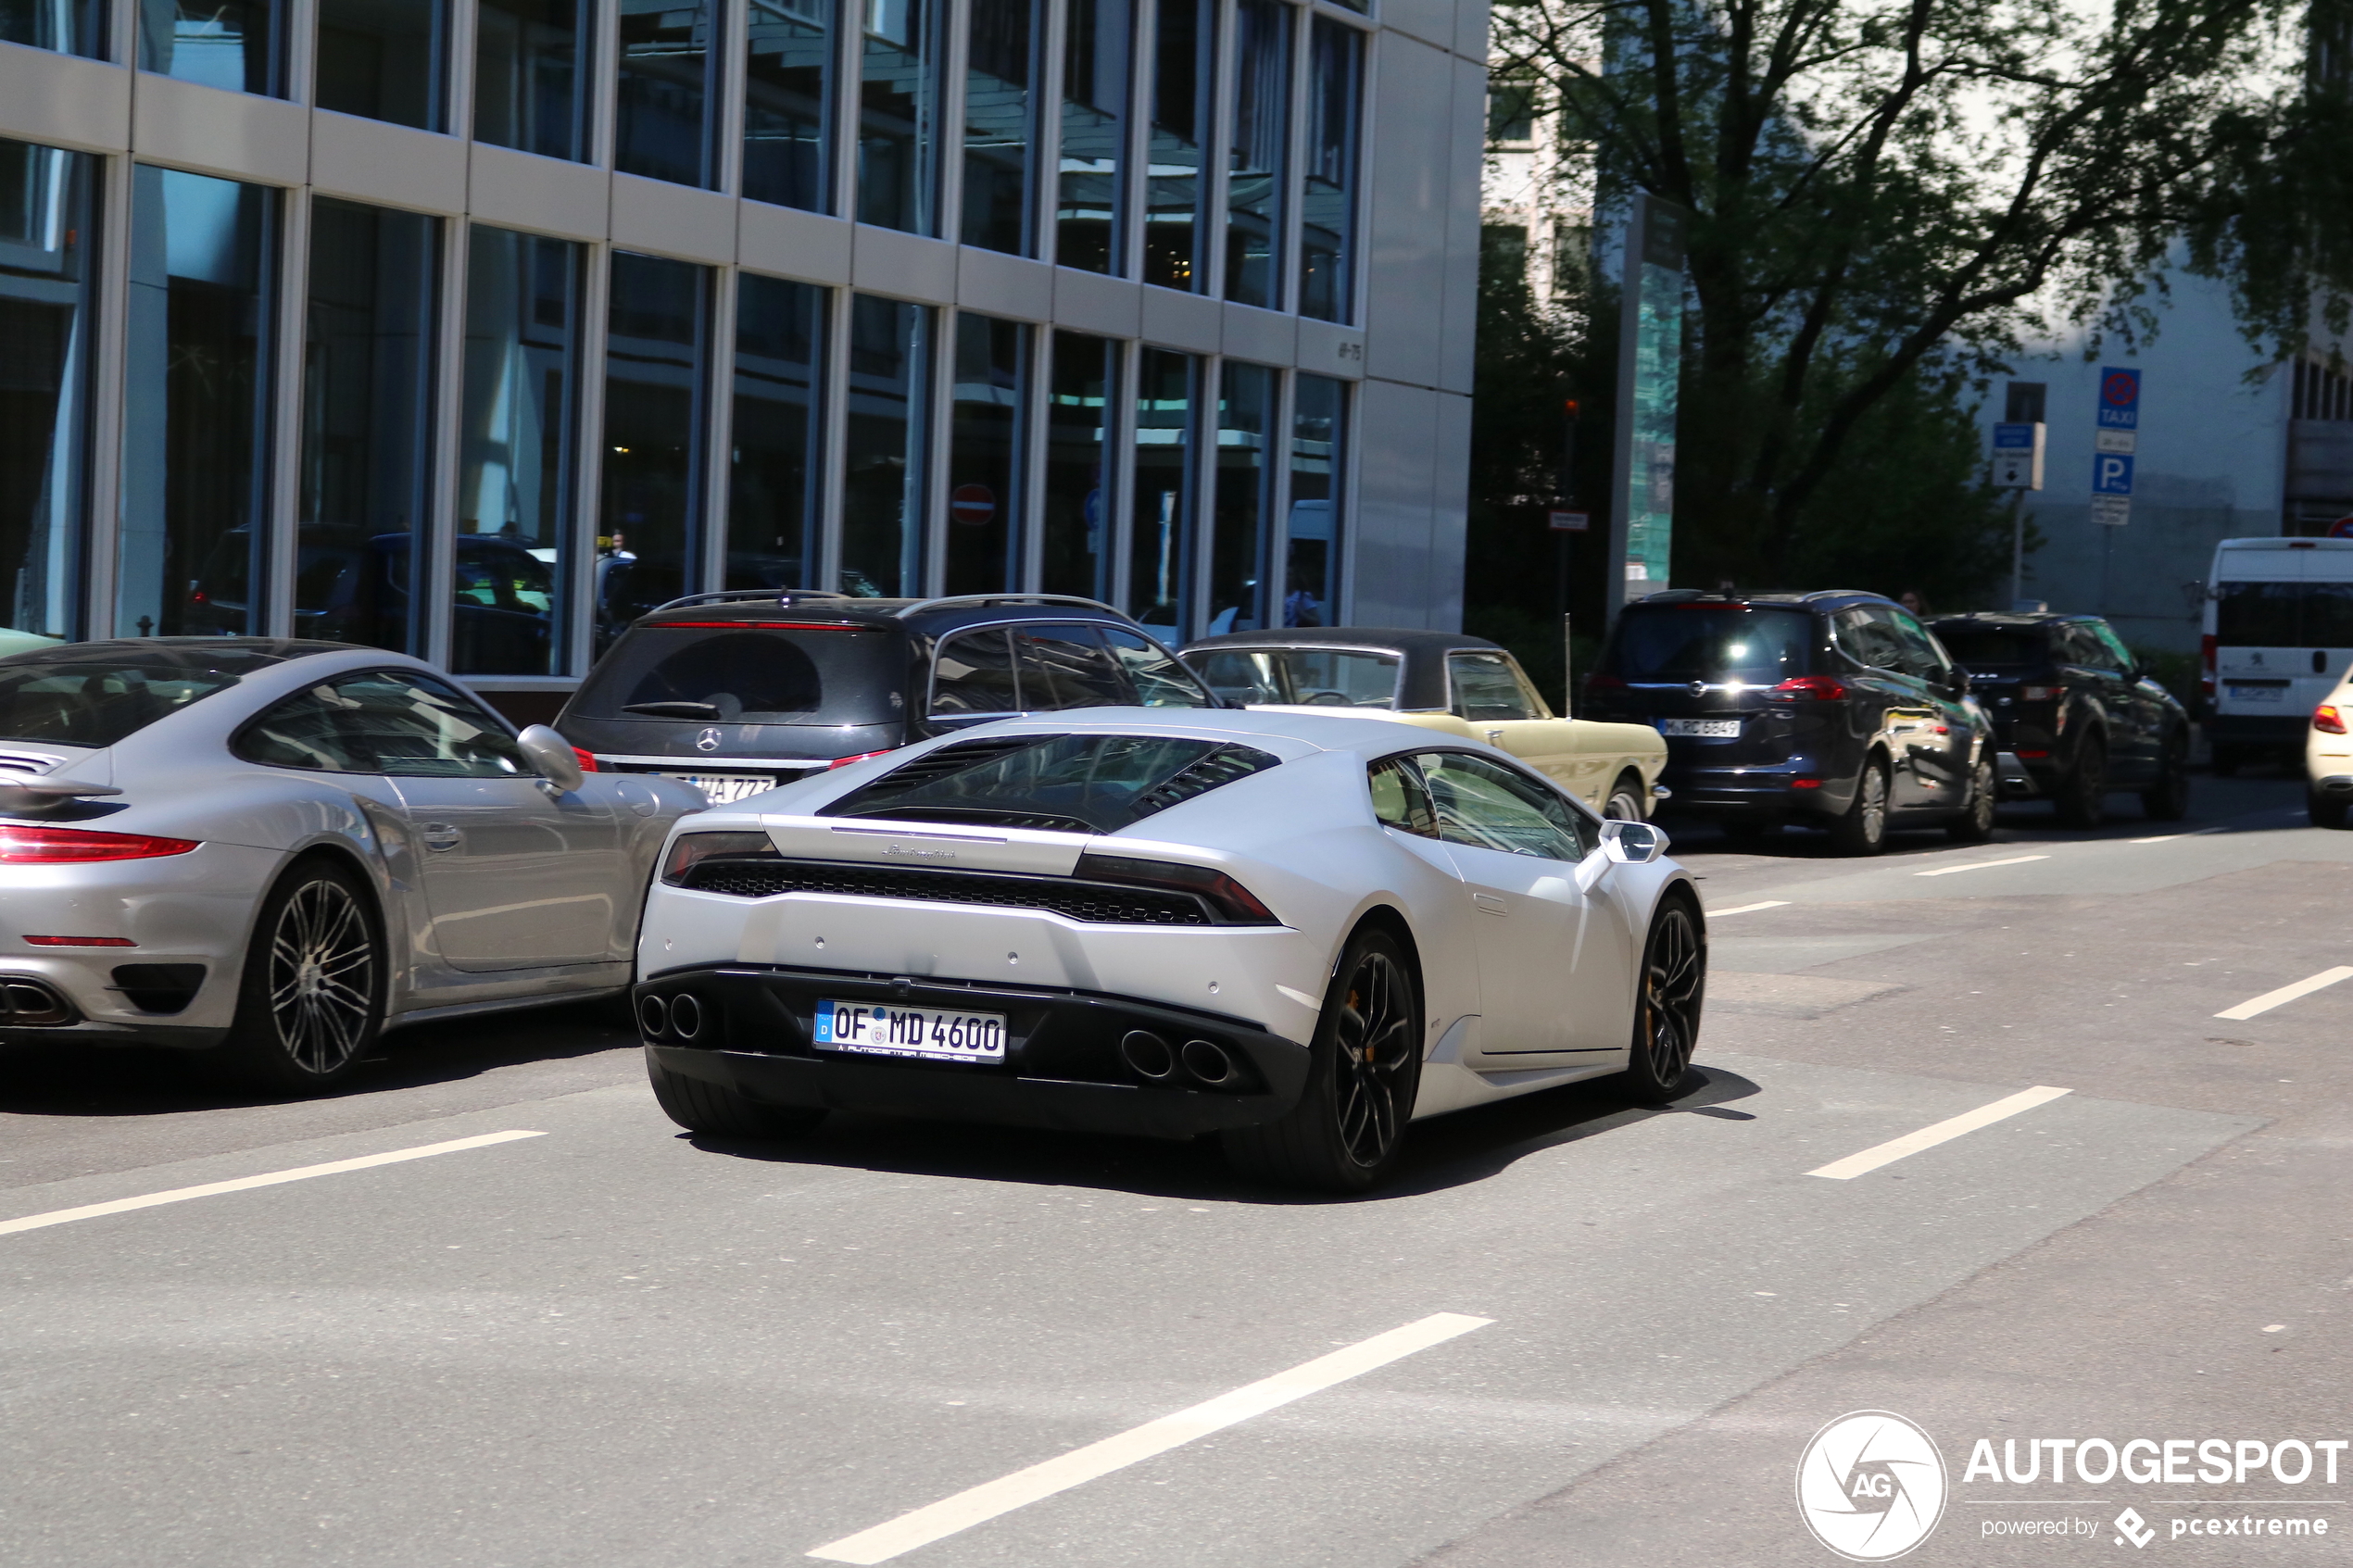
[1450,651,1538,721]
[1284,372,1342,627]
[0,138,95,641]
[297,197,439,656]
[840,293,930,596]
[617,0,718,187]
[315,0,446,129]
[5,0,104,56]
[928,628,1018,714]
[598,252,711,647]
[1055,0,1126,272]
[1041,330,1114,599]
[858,0,942,233]
[1278,647,1395,706]
[728,272,827,590]
[1416,751,1584,861]
[1207,361,1272,633]
[959,0,1037,253]
[744,0,836,211]
[474,0,590,160]
[456,224,581,674]
[1143,0,1213,291]
[1224,0,1287,307]
[1100,625,1210,705]
[120,166,275,639]
[945,311,1026,596]
[1300,18,1360,322]
[139,0,283,93]
[1128,348,1193,636]
[1014,623,1125,709]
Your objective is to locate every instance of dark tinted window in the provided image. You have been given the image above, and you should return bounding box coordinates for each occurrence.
[1015,624,1130,709]
[1366,755,1434,835]
[930,630,1022,715]
[1875,608,1946,680]
[1607,607,1813,684]
[238,671,526,777]
[572,624,904,723]
[2216,582,2353,647]
[0,650,275,747]
[1932,625,2047,670]
[2067,622,2128,673]
[1101,627,1214,706]
[824,732,1280,832]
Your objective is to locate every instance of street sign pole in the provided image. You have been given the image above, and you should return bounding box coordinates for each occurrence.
[1988,421,2045,609]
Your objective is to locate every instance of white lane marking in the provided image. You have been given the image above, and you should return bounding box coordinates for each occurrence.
[1806,1087,2071,1180]
[1914,854,2050,878]
[1708,900,1791,918]
[2132,825,2230,844]
[0,1131,547,1237]
[2214,967,2353,1022]
[806,1312,1493,1564]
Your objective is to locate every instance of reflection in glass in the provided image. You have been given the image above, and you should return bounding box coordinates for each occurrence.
[456,224,581,674]
[0,139,95,639]
[1285,373,1344,626]
[840,295,929,596]
[297,197,440,654]
[744,0,836,211]
[1128,348,1193,636]
[1042,331,1115,599]
[1054,0,1126,272]
[1301,19,1361,322]
[858,0,940,232]
[960,0,1037,253]
[5,0,104,56]
[1143,0,1213,291]
[599,253,711,648]
[1225,0,1288,307]
[945,312,1027,595]
[120,167,275,639]
[728,273,827,590]
[1208,361,1272,633]
[474,0,591,160]
[315,0,446,129]
[138,0,282,94]
[617,0,718,188]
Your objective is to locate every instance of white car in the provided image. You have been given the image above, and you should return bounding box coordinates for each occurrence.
[2307,667,2353,826]
[635,709,1705,1191]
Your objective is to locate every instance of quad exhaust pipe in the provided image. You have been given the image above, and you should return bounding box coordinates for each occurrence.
[636,991,703,1040]
[1120,1028,1240,1088]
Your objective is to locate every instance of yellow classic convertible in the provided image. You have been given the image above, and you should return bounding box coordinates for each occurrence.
[1180,627,1667,819]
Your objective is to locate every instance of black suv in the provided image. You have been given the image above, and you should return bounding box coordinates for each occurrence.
[1582,590,1995,853]
[554,592,1219,804]
[1927,612,2190,827]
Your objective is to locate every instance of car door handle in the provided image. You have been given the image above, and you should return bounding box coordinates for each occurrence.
[1485,728,1505,746]
[1472,893,1507,915]
[421,823,462,852]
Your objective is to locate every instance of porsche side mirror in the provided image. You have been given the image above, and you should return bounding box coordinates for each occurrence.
[517,724,585,795]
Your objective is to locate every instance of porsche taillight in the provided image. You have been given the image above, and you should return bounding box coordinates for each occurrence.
[0,827,199,862]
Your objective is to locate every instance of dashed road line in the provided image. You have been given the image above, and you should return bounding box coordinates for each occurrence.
[2132,825,2230,845]
[2214,967,2353,1022]
[1709,900,1792,918]
[1806,1087,2071,1180]
[0,1131,547,1237]
[806,1312,1494,1563]
[1915,854,2051,878]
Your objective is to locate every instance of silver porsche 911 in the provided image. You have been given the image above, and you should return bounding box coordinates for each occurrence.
[0,639,703,1090]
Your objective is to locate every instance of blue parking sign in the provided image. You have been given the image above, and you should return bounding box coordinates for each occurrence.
[2092,453,2134,495]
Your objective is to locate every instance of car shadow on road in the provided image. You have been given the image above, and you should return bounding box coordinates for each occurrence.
[680,1063,1763,1206]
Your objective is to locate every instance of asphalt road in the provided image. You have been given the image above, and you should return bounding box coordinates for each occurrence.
[2,765,2347,1568]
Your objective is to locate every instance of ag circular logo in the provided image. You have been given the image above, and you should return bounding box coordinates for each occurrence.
[1795,1411,1947,1562]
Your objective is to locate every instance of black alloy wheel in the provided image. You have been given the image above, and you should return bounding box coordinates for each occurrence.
[2141,732,2192,822]
[2310,788,2349,830]
[1604,773,1648,822]
[2054,736,2108,828]
[218,861,384,1092]
[1622,898,1705,1103]
[648,1056,828,1138]
[1827,758,1890,856]
[1947,754,1998,842]
[1225,928,1422,1194]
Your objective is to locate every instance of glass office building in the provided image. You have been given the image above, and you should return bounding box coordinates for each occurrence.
[0,0,1479,701]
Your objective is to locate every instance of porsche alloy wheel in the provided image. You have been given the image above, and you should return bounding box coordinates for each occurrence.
[1623,899,1704,1103]
[1225,929,1422,1194]
[219,861,384,1092]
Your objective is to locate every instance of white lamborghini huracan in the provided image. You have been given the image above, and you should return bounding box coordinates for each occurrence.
[634,709,1705,1191]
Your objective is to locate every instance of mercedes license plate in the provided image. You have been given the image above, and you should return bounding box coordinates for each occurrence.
[2225,684,2284,703]
[665,771,777,803]
[1659,718,1741,737]
[812,1000,1007,1063]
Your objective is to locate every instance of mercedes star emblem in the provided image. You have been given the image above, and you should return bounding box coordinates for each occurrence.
[696,727,723,752]
[1687,681,1707,697]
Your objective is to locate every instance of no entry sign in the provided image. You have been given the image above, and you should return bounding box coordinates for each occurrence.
[950,484,996,526]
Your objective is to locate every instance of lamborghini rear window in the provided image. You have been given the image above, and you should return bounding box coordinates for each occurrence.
[822,734,1282,834]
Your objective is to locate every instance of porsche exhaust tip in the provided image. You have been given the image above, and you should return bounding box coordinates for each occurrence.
[0,978,74,1026]
[1179,1039,1238,1087]
[1119,1029,1176,1080]
[636,994,669,1037]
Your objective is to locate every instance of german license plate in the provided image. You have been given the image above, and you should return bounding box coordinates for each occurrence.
[812,1000,1007,1063]
[2225,684,2284,703]
[1659,718,1741,737]
[665,772,777,803]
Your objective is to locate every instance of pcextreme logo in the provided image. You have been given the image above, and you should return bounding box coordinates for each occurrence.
[1797,1411,1950,1562]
